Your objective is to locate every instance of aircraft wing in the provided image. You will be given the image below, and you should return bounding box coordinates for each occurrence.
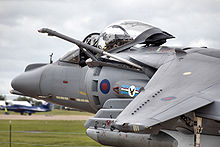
[115,51,220,129]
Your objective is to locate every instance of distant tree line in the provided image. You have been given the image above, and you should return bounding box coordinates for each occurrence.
[0,95,6,100]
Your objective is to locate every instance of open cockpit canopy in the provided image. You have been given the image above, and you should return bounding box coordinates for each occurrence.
[59,20,174,63]
[96,20,174,51]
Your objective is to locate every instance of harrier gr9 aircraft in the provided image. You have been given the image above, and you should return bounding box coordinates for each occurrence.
[10,20,220,147]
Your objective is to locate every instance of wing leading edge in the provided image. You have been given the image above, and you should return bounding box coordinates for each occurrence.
[115,52,220,130]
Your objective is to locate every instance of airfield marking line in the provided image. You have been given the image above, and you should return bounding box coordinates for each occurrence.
[0,114,92,120]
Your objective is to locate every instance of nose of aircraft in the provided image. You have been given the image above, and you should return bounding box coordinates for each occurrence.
[11,66,45,97]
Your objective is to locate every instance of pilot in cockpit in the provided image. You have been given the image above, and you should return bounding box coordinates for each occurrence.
[97,25,133,51]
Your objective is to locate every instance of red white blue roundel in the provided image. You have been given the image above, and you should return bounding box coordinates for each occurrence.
[100,79,110,94]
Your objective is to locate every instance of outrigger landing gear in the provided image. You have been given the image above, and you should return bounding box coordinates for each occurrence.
[193,113,203,147]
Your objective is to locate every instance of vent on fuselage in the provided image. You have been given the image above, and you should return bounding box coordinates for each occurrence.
[93,95,100,105]
[93,67,102,76]
[92,80,98,92]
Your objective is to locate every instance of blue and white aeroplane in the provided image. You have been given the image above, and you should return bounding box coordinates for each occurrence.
[2,103,51,115]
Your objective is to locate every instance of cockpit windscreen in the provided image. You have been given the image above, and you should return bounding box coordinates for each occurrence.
[60,46,80,64]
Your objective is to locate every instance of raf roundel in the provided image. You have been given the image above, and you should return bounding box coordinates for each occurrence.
[100,79,111,94]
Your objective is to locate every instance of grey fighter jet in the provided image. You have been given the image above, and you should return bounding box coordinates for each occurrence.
[11,20,220,147]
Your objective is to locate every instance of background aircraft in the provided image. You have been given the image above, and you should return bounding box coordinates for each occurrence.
[0,100,32,107]
[10,20,220,147]
[0,100,32,111]
[1,102,51,115]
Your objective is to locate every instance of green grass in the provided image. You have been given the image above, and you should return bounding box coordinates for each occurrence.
[35,109,94,116]
[0,120,101,147]
[0,109,94,116]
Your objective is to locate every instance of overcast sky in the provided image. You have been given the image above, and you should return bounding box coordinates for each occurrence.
[0,0,220,98]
